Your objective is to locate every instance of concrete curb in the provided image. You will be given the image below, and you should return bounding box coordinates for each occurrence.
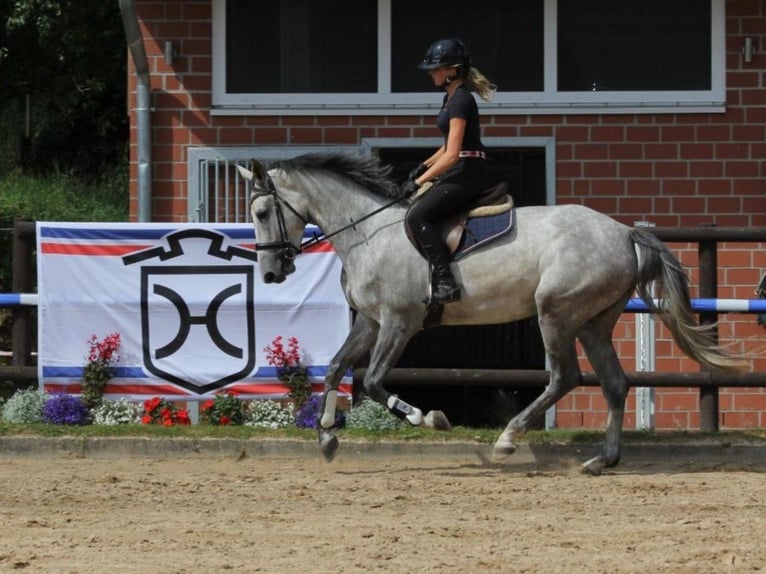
[1,436,766,467]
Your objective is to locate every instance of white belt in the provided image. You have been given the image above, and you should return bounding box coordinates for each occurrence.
[459,150,487,159]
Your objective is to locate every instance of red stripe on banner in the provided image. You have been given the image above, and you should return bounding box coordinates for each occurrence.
[43,382,351,396]
[304,241,334,253]
[41,243,153,256]
[233,382,352,395]
[237,241,335,253]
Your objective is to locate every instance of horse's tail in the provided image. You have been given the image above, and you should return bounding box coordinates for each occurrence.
[629,228,745,372]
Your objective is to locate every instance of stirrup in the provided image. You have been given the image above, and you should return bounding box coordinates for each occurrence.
[423,283,461,306]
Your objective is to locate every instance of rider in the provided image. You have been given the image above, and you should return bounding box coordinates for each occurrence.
[403,38,496,306]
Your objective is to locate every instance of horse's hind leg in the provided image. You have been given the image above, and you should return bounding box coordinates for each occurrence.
[318,313,379,462]
[493,318,582,460]
[576,303,631,475]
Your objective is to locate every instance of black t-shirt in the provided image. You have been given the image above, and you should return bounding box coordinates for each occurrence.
[436,85,483,151]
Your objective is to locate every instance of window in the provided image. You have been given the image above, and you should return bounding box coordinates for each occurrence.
[212,0,725,115]
[557,0,711,92]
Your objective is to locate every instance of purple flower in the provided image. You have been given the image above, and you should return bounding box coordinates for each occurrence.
[294,395,345,429]
[42,394,90,425]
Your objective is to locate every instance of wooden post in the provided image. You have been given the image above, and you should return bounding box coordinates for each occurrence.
[11,220,34,373]
[698,231,719,432]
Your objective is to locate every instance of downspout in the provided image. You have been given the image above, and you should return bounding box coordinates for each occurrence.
[118,0,151,222]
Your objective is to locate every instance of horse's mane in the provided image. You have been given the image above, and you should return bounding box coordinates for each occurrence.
[274,152,403,199]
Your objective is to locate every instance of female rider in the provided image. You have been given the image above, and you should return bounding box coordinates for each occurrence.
[403,38,496,306]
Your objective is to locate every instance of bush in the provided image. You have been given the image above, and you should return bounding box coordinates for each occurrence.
[1,388,48,423]
[245,400,295,429]
[91,399,141,425]
[201,392,246,426]
[346,399,404,431]
[42,394,90,425]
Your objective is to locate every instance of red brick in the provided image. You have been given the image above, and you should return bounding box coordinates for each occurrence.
[655,161,688,178]
[574,144,609,160]
[556,126,589,141]
[583,162,617,178]
[661,126,695,141]
[679,143,714,160]
[626,126,660,142]
[690,161,723,177]
[645,144,678,160]
[289,128,323,144]
[716,143,750,159]
[722,412,761,428]
[619,162,652,178]
[555,412,584,428]
[590,126,624,142]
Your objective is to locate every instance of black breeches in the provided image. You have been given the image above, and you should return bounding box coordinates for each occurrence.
[406,178,481,250]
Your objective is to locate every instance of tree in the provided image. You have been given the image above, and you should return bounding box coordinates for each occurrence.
[0,0,127,175]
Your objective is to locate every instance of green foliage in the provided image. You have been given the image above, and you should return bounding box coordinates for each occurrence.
[345,399,405,431]
[201,393,247,426]
[0,388,47,423]
[0,0,128,176]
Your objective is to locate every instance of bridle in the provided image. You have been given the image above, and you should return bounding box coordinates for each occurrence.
[249,171,406,264]
[249,173,306,263]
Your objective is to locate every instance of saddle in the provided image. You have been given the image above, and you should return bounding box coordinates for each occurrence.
[406,181,515,260]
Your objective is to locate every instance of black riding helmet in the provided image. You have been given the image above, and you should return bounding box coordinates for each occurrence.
[418,38,471,77]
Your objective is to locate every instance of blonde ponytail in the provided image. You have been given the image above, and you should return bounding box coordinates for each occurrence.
[466,67,497,102]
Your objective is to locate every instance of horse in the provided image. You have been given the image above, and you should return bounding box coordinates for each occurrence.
[236,152,741,475]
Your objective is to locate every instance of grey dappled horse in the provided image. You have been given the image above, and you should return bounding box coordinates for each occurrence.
[237,152,740,475]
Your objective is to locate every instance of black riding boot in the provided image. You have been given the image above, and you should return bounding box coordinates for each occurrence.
[417,223,461,305]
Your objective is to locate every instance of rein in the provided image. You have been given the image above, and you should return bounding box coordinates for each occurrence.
[250,172,405,259]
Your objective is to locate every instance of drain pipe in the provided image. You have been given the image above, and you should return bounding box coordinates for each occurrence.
[118,0,151,222]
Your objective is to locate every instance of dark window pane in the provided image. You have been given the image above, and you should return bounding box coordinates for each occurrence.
[226,0,377,93]
[391,0,543,93]
[558,0,711,91]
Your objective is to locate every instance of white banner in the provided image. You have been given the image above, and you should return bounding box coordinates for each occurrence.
[36,222,351,400]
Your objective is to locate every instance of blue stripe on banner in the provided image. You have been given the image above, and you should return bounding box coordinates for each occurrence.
[39,227,177,240]
[42,365,331,379]
[40,225,323,241]
[626,298,766,313]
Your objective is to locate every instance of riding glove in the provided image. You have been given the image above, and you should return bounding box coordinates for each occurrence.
[408,163,428,182]
[401,180,421,198]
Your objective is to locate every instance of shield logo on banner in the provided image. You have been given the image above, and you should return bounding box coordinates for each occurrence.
[123,229,258,394]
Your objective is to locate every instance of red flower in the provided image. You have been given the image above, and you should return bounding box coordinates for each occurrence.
[202,399,214,411]
[219,415,231,426]
[144,397,162,412]
[141,414,153,424]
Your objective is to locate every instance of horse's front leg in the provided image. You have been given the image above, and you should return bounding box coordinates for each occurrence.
[318,313,379,462]
[363,317,451,432]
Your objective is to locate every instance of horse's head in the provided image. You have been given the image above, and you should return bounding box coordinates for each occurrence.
[236,159,308,284]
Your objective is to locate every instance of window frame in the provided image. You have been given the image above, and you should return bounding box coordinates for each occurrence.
[211,0,725,116]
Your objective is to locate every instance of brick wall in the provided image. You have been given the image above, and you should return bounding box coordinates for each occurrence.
[129,0,766,429]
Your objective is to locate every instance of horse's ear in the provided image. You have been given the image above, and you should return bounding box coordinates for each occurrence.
[250,158,268,183]
[237,159,268,183]
[236,164,254,181]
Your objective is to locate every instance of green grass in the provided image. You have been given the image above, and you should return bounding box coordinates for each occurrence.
[0,167,128,223]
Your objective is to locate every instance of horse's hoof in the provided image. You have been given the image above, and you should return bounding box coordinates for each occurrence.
[319,432,339,463]
[491,443,517,461]
[581,456,604,476]
[423,410,452,431]
[492,432,517,460]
